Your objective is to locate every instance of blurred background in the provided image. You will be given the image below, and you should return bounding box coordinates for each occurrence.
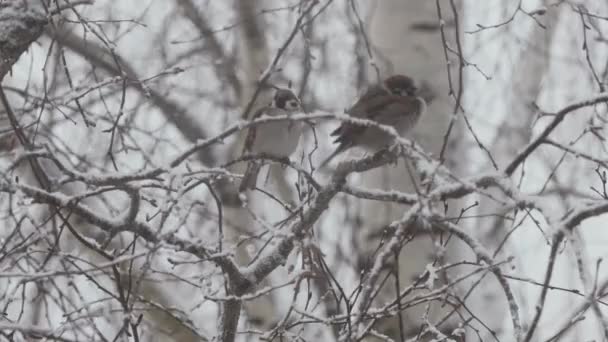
[1,0,608,341]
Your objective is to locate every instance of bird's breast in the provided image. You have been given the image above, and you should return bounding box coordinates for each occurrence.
[416,97,427,118]
[252,121,302,157]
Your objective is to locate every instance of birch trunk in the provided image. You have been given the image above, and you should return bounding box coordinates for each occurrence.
[462,1,558,339]
[352,0,464,337]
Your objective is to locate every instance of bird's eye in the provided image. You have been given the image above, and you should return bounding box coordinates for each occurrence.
[390,88,400,96]
[287,100,299,109]
[394,88,407,96]
[396,87,417,96]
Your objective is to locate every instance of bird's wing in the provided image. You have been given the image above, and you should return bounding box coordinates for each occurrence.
[331,94,423,147]
[366,95,424,126]
[330,85,388,146]
[239,162,261,192]
[330,86,387,133]
[242,106,268,155]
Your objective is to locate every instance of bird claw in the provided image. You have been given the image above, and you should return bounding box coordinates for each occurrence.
[420,173,432,187]
[388,142,406,155]
[384,144,403,166]
[388,155,399,167]
[279,157,291,168]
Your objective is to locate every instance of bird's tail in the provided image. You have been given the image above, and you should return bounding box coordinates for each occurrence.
[319,144,350,169]
[239,162,261,192]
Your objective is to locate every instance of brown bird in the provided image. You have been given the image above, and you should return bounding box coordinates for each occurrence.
[239,88,303,192]
[320,74,426,167]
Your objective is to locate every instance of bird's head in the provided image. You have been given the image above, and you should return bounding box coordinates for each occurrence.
[384,74,418,97]
[272,89,301,112]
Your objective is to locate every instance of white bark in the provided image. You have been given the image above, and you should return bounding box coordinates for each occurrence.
[328,0,464,337]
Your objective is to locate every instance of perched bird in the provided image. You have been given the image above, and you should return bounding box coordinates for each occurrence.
[320,74,426,167]
[239,88,303,192]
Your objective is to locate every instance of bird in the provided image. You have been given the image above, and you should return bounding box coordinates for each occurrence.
[239,88,304,192]
[320,74,426,167]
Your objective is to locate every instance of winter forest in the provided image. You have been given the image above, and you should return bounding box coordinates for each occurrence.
[1,0,607,341]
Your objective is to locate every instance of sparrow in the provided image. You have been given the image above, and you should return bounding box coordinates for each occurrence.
[320,74,426,167]
[239,88,303,192]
